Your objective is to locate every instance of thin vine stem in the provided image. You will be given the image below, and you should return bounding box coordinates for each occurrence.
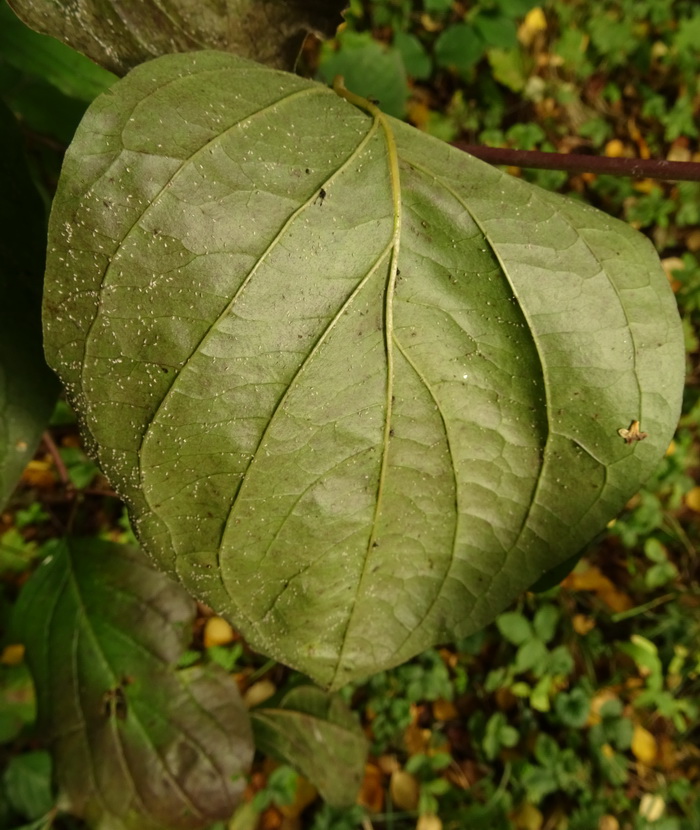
[452,142,700,182]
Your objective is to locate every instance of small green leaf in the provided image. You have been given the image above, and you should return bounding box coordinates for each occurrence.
[252,686,368,808]
[554,686,591,728]
[530,675,552,711]
[487,47,528,92]
[483,712,518,760]
[252,766,298,811]
[13,539,254,829]
[473,13,518,49]
[545,645,575,677]
[515,638,549,674]
[318,31,408,118]
[435,23,484,73]
[500,0,539,13]
[496,612,533,646]
[394,32,432,80]
[2,751,53,821]
[532,604,559,644]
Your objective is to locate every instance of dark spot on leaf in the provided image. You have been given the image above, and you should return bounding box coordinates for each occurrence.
[102,685,128,720]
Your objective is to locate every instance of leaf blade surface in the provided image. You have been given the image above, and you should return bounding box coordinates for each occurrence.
[13,539,254,829]
[7,0,345,74]
[251,686,368,807]
[43,52,684,688]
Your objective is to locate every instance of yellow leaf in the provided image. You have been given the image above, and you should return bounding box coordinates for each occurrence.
[631,724,657,765]
[572,614,596,635]
[432,698,458,721]
[228,802,261,830]
[510,801,543,830]
[633,178,657,194]
[562,566,632,612]
[685,486,700,512]
[390,770,419,811]
[0,644,25,665]
[204,615,235,647]
[416,814,442,830]
[518,7,547,46]
[243,679,276,708]
[604,139,627,158]
[21,459,56,488]
[598,816,619,830]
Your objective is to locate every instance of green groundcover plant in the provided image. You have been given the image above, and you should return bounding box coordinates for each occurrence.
[0,1,691,827]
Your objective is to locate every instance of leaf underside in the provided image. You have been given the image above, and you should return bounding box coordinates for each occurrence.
[251,686,368,807]
[43,51,684,688]
[13,539,254,829]
[7,0,346,75]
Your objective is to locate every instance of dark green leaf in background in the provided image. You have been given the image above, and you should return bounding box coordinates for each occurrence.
[252,686,368,807]
[473,12,519,50]
[434,23,485,75]
[2,750,53,822]
[0,101,59,509]
[393,31,432,81]
[6,0,346,75]
[12,539,254,829]
[43,51,684,689]
[318,30,409,118]
[0,1,116,102]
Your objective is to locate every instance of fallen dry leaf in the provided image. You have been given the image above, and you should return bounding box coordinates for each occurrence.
[562,566,633,612]
[509,801,543,830]
[685,487,700,512]
[416,814,442,830]
[243,679,276,708]
[631,724,658,765]
[204,615,236,647]
[358,763,384,812]
[390,769,419,811]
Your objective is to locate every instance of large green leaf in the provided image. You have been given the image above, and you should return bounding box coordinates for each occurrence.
[7,0,346,75]
[43,51,684,689]
[12,539,254,829]
[0,101,59,509]
[251,686,367,807]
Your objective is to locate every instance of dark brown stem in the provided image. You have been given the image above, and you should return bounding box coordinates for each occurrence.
[42,430,74,493]
[452,143,700,182]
